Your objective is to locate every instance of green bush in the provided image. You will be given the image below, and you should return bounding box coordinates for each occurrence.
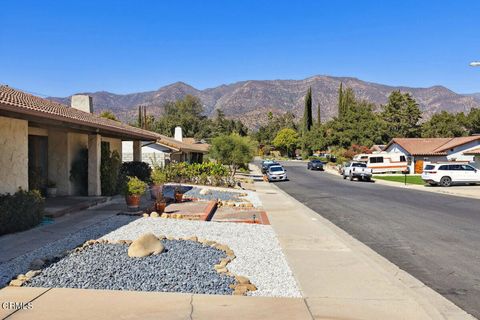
[70,148,88,196]
[118,161,152,183]
[0,189,45,235]
[101,148,122,196]
[123,176,148,196]
[151,166,168,185]
[157,162,234,187]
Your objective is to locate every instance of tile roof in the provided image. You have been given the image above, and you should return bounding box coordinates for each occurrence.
[434,136,480,152]
[155,135,210,153]
[386,136,480,156]
[387,138,450,155]
[0,85,158,140]
[463,147,480,155]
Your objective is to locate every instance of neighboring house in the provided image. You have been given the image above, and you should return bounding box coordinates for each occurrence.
[370,144,386,153]
[122,127,209,166]
[385,137,480,173]
[0,85,157,196]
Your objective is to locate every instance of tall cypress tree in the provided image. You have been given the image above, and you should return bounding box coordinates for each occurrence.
[303,87,313,132]
[338,82,344,118]
[317,103,321,126]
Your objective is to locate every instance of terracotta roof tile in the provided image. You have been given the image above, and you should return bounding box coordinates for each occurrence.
[0,85,158,140]
[433,136,480,152]
[386,136,480,156]
[464,147,480,155]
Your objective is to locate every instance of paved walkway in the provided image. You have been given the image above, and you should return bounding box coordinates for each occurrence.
[0,197,127,264]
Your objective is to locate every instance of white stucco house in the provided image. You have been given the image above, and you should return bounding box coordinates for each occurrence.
[0,85,157,196]
[122,127,209,167]
[385,136,480,173]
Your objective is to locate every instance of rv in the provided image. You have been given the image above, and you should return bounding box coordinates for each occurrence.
[355,152,408,174]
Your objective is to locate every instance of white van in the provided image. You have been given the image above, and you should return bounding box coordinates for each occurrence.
[364,153,408,174]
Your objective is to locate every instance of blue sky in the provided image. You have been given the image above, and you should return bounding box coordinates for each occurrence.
[1,0,479,96]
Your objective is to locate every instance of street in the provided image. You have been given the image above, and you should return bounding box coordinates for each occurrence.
[273,161,480,318]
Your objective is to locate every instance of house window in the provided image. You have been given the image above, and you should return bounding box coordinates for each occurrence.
[400,155,406,162]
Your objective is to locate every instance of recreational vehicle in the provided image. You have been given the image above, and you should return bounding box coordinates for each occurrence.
[355,152,409,173]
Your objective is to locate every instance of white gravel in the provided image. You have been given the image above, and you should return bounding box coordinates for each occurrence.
[102,218,301,297]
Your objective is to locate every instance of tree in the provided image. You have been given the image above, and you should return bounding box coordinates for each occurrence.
[303,87,313,132]
[381,91,422,140]
[99,110,118,121]
[421,111,466,137]
[272,128,298,157]
[209,134,257,176]
[466,108,480,134]
[337,82,344,118]
[317,103,321,127]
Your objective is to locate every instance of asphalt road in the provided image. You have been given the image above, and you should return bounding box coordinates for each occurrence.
[271,161,480,318]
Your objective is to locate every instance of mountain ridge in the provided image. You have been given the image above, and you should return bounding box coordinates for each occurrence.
[49,75,480,129]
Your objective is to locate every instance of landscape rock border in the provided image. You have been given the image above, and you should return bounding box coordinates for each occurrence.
[10,235,256,296]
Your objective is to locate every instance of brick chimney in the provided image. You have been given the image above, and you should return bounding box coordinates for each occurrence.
[71,95,93,113]
[174,126,183,142]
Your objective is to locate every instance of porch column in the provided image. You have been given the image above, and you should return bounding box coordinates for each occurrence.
[88,134,101,196]
[133,140,142,162]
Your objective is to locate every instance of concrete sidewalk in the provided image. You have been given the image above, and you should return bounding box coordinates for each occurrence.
[255,169,476,319]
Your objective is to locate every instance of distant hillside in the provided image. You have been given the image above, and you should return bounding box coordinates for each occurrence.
[49,75,480,129]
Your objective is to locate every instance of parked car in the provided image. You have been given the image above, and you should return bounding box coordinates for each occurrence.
[307,159,324,171]
[267,165,288,182]
[421,163,480,187]
[342,162,373,181]
[261,160,279,174]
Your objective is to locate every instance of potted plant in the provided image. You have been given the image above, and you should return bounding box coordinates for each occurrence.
[150,167,167,200]
[155,193,167,213]
[46,180,57,198]
[174,185,184,203]
[124,176,147,209]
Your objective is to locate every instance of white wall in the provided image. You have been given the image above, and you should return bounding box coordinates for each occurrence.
[446,140,480,162]
[122,141,171,166]
[0,116,28,193]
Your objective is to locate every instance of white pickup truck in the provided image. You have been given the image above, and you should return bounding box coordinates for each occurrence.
[342,162,373,181]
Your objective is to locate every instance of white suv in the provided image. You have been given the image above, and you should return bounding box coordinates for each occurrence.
[421,163,480,186]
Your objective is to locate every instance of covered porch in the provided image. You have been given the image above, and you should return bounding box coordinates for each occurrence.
[0,86,158,197]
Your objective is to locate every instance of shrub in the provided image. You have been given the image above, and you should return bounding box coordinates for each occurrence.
[0,189,45,235]
[70,148,88,196]
[101,148,122,196]
[123,176,148,196]
[119,161,152,183]
[157,162,234,187]
[151,166,168,185]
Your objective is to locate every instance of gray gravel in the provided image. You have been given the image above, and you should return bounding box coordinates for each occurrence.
[102,218,301,297]
[25,240,234,294]
[0,215,136,287]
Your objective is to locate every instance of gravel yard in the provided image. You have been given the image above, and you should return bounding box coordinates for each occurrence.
[102,218,301,297]
[25,240,234,294]
[0,215,136,287]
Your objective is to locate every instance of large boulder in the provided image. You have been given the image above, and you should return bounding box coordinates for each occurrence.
[128,233,165,258]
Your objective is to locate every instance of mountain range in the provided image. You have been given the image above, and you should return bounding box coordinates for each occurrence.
[50,75,480,129]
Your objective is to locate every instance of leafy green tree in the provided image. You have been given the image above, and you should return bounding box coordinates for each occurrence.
[209,134,257,176]
[466,108,480,134]
[272,128,298,157]
[337,82,344,118]
[337,83,356,119]
[325,100,384,148]
[99,110,118,121]
[421,111,467,137]
[380,91,422,140]
[254,112,298,146]
[154,95,208,138]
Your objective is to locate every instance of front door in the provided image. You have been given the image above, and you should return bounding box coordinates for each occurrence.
[414,160,424,174]
[28,135,48,192]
